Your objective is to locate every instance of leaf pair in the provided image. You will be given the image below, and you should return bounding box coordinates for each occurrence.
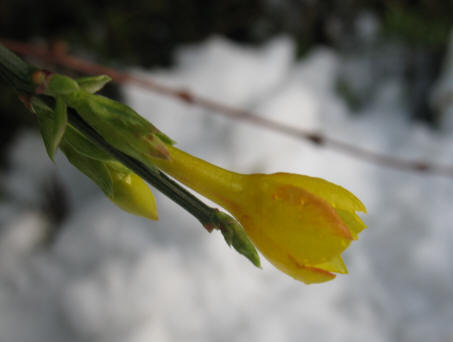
[33,74,113,161]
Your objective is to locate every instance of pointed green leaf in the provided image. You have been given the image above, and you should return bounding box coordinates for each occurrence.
[46,96,68,160]
[154,131,176,146]
[61,142,113,196]
[76,75,112,93]
[35,111,56,161]
[31,97,58,160]
[31,96,54,117]
[64,125,113,161]
[64,91,170,164]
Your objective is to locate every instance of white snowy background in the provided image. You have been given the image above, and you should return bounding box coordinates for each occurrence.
[2,26,453,342]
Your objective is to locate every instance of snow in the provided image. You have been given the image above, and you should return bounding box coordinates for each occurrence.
[2,33,453,342]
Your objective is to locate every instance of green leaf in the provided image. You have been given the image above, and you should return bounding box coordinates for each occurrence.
[35,110,56,161]
[64,125,113,161]
[154,131,176,146]
[61,142,113,196]
[214,211,261,268]
[76,75,112,93]
[47,96,68,160]
[63,91,171,164]
[31,97,59,160]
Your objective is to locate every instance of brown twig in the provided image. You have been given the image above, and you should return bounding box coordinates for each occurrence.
[3,38,453,178]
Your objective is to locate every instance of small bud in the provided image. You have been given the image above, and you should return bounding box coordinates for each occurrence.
[61,145,158,221]
[32,70,51,94]
[32,70,47,86]
[105,163,158,220]
[45,74,79,95]
[214,211,261,267]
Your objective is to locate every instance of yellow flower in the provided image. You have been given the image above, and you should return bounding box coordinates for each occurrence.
[151,146,366,284]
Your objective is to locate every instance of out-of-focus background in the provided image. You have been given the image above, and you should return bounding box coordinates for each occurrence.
[2,1,453,341]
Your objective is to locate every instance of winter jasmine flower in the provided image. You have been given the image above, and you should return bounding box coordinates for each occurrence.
[151,146,366,284]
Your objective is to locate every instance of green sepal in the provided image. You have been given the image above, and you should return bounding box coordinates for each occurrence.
[64,125,113,161]
[213,211,261,268]
[87,93,175,148]
[49,96,68,160]
[31,96,66,161]
[76,75,112,94]
[61,142,113,197]
[34,105,55,161]
[86,93,162,134]
[30,96,54,116]
[154,131,176,146]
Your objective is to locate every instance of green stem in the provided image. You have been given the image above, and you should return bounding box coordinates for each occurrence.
[0,43,37,94]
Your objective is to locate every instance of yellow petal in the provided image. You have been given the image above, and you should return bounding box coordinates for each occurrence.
[271,173,366,213]
[237,181,352,266]
[270,184,353,240]
[335,209,367,240]
[274,255,336,284]
[315,255,348,274]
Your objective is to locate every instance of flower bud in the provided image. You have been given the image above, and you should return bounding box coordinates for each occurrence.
[106,163,158,220]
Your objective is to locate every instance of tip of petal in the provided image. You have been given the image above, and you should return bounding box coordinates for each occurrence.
[315,255,348,274]
[149,214,159,221]
[336,209,367,240]
[287,255,337,284]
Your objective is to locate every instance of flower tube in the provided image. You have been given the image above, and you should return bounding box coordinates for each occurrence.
[151,146,366,284]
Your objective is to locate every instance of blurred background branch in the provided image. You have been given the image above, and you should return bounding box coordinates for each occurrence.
[1,0,452,169]
[3,38,453,177]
